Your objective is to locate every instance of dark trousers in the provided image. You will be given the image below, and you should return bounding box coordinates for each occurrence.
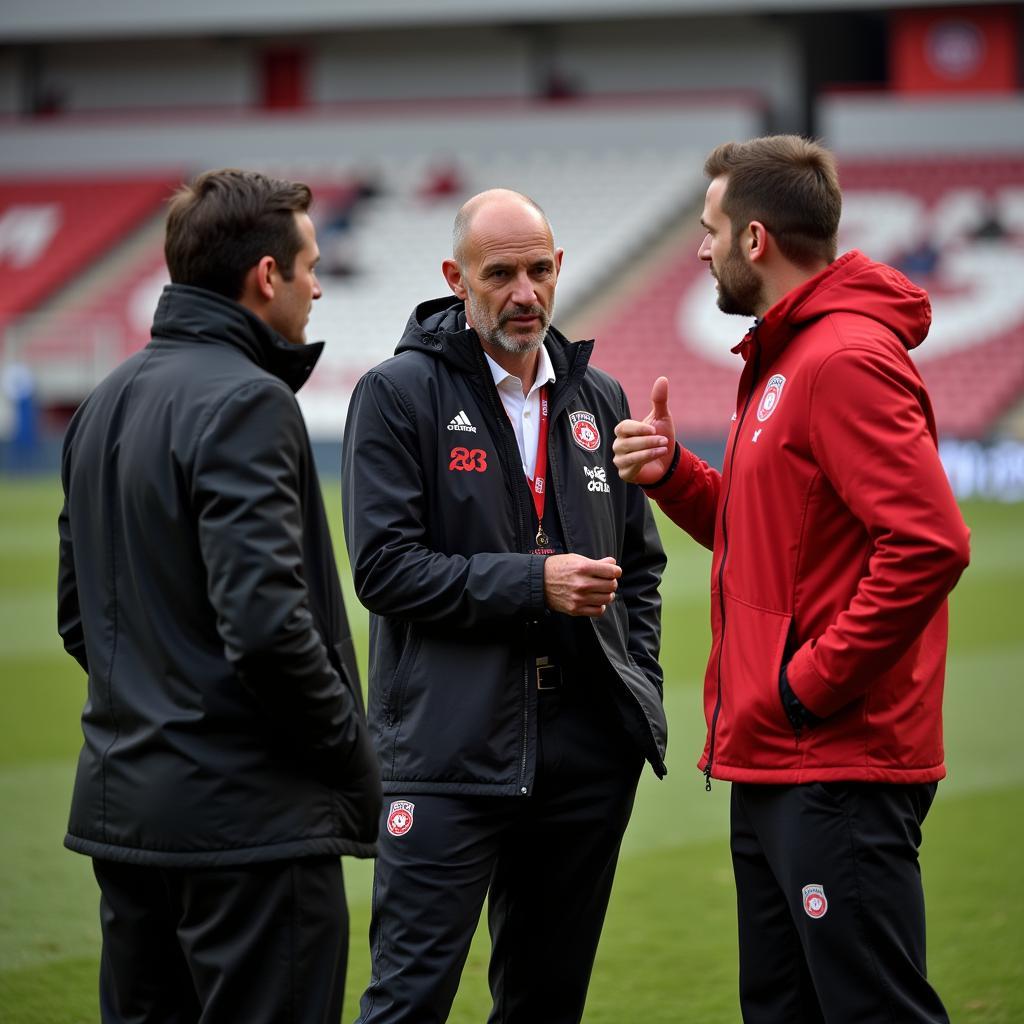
[731,781,949,1024]
[356,688,643,1024]
[92,855,348,1024]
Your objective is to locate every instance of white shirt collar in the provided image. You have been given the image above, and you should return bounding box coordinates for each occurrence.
[484,343,556,394]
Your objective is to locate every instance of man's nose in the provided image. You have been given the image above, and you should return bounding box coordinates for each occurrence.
[510,271,537,305]
[697,234,712,261]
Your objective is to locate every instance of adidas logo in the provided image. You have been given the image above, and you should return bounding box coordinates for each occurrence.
[447,410,478,434]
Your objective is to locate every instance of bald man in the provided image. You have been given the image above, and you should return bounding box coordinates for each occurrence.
[342,189,668,1023]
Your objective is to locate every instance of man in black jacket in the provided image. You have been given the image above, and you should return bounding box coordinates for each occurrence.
[343,189,667,1024]
[58,168,381,1024]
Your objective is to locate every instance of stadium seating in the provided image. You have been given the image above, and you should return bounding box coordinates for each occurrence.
[4,144,1020,441]
[0,176,178,324]
[583,156,1024,439]
[298,147,705,434]
[6,147,707,433]
[0,175,180,402]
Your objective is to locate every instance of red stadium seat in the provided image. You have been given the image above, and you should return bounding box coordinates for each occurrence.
[587,155,1024,439]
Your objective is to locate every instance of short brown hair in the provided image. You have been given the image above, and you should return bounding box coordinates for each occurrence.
[704,135,841,267]
[164,168,313,300]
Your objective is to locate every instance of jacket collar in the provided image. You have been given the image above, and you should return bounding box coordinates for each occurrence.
[484,336,557,393]
[396,296,593,409]
[733,250,932,367]
[150,284,324,393]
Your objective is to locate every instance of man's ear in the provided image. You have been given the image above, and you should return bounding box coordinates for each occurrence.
[441,258,468,300]
[747,221,769,263]
[242,256,277,304]
[555,247,564,275]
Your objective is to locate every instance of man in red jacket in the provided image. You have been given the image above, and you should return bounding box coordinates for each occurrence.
[614,135,970,1023]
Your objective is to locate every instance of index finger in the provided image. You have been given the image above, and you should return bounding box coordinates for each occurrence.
[614,419,655,439]
[584,559,623,579]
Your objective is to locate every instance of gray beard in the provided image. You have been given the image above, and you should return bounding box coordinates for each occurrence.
[487,328,546,355]
[466,291,552,354]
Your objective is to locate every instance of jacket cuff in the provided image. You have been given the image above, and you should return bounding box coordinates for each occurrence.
[780,664,822,730]
[528,553,548,612]
[784,642,845,719]
[642,442,682,492]
[642,443,702,505]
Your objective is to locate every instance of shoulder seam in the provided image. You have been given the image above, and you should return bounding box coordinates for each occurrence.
[363,366,421,431]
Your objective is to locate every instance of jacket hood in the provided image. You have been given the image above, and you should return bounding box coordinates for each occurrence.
[396,295,480,373]
[396,295,593,386]
[151,284,324,393]
[742,250,932,362]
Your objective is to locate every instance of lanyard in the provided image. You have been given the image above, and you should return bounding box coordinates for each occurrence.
[527,386,550,548]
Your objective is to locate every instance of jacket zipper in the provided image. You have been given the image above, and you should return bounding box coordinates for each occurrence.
[476,359,535,795]
[547,429,666,775]
[591,624,666,775]
[519,660,530,795]
[705,336,761,792]
[550,362,667,772]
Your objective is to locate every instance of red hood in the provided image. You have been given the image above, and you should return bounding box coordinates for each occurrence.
[735,250,932,362]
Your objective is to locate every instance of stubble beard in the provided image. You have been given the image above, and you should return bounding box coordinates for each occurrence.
[466,290,551,355]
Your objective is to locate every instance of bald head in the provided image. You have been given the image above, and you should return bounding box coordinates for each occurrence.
[441,187,563,371]
[452,189,552,266]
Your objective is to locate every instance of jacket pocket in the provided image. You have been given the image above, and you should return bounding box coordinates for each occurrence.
[715,594,795,768]
[382,631,420,728]
[332,637,361,697]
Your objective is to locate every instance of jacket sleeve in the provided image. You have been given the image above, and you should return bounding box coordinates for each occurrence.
[643,444,721,552]
[193,380,371,787]
[57,454,88,674]
[342,369,547,626]
[617,399,667,694]
[785,345,970,718]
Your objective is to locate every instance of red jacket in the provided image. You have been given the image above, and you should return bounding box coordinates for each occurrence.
[649,250,970,785]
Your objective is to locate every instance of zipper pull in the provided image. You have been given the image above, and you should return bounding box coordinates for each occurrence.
[704,765,712,792]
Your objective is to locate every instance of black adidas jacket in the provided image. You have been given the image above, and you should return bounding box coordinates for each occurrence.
[58,284,381,866]
[342,297,667,796]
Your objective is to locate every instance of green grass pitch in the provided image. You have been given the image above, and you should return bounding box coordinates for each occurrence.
[1,476,1021,1022]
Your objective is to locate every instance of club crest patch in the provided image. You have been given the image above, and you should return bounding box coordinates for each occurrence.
[386,800,415,837]
[569,411,601,452]
[802,883,828,919]
[756,374,786,422]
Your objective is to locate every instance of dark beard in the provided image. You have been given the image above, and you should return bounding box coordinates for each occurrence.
[715,240,762,317]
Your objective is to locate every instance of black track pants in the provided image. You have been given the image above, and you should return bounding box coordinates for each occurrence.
[731,781,949,1024]
[93,855,348,1024]
[356,690,643,1024]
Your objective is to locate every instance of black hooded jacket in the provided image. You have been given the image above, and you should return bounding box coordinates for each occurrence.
[342,298,667,796]
[58,284,381,865]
